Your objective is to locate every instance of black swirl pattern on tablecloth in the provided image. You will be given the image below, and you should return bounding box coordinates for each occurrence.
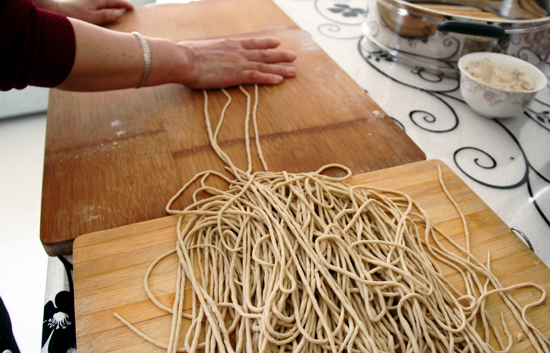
[315,0,367,25]
[357,34,550,231]
[408,92,459,133]
[314,0,367,39]
[306,0,550,232]
[525,110,550,131]
[318,23,364,39]
[410,67,444,83]
[390,117,405,132]
[358,39,460,92]
[526,83,550,131]
[357,35,550,230]
[453,121,549,227]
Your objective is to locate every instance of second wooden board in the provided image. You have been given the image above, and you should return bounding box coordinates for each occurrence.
[73,159,550,352]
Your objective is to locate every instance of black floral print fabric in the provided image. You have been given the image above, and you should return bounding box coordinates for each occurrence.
[42,256,76,353]
[0,297,21,353]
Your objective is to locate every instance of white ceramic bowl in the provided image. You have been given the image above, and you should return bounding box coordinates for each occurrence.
[458,52,547,119]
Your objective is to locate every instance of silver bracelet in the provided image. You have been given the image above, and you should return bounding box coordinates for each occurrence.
[132,32,152,88]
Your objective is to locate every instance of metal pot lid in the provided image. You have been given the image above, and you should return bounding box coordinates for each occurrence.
[386,0,550,23]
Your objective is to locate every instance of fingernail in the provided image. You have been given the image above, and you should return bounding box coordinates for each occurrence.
[287,67,297,76]
[111,9,124,18]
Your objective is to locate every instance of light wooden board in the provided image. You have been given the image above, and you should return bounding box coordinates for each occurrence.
[73,159,550,352]
[41,0,425,255]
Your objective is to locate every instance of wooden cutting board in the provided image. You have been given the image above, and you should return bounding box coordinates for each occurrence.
[40,0,425,256]
[73,159,550,352]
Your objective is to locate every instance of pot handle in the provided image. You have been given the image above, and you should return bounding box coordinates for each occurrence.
[437,21,506,38]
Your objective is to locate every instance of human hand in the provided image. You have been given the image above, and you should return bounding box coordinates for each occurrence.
[178,37,297,90]
[46,0,134,25]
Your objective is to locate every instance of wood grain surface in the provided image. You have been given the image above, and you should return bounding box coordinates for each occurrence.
[73,159,550,353]
[40,0,425,255]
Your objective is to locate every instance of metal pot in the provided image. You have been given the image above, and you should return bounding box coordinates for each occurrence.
[361,0,550,77]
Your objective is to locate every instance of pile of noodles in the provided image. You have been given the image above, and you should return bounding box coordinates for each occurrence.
[115,86,549,353]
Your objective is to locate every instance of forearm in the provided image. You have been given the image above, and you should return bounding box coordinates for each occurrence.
[57,18,186,91]
[57,17,296,91]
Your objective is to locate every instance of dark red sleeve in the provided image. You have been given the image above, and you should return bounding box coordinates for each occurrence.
[0,0,76,91]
